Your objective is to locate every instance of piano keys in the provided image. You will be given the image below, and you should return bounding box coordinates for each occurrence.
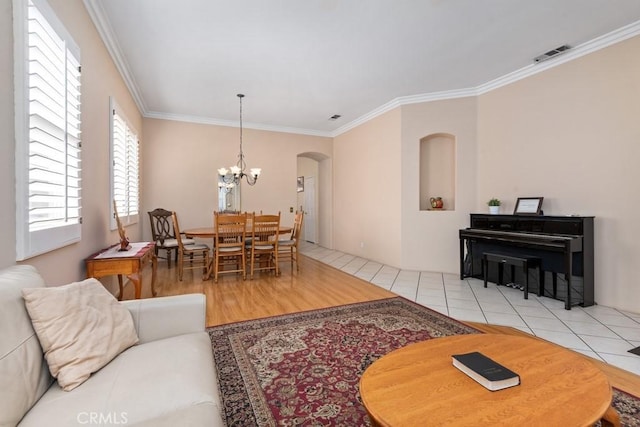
[459,214,594,310]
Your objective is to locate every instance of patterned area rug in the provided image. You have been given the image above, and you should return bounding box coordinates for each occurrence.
[207,297,640,426]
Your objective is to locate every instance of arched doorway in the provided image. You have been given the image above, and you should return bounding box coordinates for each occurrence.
[297,152,332,248]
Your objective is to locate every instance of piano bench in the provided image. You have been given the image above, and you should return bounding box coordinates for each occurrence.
[482,253,543,300]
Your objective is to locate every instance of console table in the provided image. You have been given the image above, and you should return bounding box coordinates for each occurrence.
[86,242,157,300]
[360,334,617,426]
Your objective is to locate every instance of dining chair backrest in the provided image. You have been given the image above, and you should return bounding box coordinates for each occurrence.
[247,212,281,278]
[170,211,187,251]
[277,211,303,272]
[172,211,210,280]
[250,212,280,244]
[291,211,304,241]
[148,208,175,245]
[214,212,247,248]
[148,208,197,267]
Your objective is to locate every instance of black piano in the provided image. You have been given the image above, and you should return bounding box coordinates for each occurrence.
[459,214,594,310]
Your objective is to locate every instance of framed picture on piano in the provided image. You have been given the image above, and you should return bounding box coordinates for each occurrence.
[514,197,544,215]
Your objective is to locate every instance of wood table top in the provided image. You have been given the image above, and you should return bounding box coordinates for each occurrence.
[184,226,292,238]
[359,334,613,427]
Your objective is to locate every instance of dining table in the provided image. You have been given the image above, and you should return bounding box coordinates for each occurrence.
[183,225,293,280]
[183,225,292,239]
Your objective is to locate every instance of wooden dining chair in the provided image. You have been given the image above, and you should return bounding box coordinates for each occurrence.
[247,212,280,279]
[148,208,195,267]
[171,212,210,280]
[213,212,247,283]
[278,211,304,272]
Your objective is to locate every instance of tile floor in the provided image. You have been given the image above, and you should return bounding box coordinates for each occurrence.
[299,242,640,376]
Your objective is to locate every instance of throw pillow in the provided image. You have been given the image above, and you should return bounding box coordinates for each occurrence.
[22,278,139,391]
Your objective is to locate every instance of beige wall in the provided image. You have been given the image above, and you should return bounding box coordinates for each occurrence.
[0,0,14,267]
[333,109,403,266]
[477,35,640,312]
[141,118,332,241]
[401,98,478,273]
[0,0,142,288]
[317,156,333,248]
[331,98,477,273]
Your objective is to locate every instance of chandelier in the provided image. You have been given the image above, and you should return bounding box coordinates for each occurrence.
[218,94,261,186]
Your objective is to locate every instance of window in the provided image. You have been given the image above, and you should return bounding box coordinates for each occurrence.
[110,98,139,230]
[15,0,82,260]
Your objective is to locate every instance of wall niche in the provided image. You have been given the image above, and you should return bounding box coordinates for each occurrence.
[419,133,456,211]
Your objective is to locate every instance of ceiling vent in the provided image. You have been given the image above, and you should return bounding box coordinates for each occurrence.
[533,44,571,64]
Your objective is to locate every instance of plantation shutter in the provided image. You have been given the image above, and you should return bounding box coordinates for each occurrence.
[110,99,139,228]
[16,0,82,260]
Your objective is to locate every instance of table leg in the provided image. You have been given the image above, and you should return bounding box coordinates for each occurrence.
[601,404,621,427]
[127,272,142,299]
[204,258,213,281]
[117,275,124,301]
[151,253,158,296]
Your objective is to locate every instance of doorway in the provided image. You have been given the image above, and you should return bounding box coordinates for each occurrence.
[303,176,317,243]
[297,152,332,249]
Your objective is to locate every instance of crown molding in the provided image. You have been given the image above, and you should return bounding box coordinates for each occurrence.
[332,20,640,136]
[477,20,640,95]
[85,3,640,139]
[144,111,331,137]
[329,87,478,137]
[83,0,147,114]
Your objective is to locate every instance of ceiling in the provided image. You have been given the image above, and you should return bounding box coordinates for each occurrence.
[84,1,640,137]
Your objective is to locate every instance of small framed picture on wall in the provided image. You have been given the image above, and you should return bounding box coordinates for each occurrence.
[297,176,304,192]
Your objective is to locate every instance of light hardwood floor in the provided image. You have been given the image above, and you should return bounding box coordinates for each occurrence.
[124,253,640,398]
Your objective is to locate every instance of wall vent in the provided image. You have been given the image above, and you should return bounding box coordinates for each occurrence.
[533,44,571,64]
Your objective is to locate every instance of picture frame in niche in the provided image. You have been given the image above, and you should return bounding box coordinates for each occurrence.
[513,197,544,215]
[297,176,304,192]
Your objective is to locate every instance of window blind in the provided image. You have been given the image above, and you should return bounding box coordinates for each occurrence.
[110,99,139,228]
[15,0,82,260]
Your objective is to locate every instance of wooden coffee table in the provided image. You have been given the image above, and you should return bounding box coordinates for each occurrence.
[359,334,617,426]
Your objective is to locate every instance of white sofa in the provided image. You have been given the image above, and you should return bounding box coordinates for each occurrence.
[0,265,224,427]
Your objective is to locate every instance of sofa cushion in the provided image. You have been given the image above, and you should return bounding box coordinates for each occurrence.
[0,265,53,427]
[18,332,223,427]
[22,278,139,391]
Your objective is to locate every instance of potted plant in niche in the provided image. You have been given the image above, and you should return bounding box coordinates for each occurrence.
[488,198,501,214]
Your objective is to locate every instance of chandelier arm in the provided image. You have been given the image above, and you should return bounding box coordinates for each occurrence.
[243,174,257,186]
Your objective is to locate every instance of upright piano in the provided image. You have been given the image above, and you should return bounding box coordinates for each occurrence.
[459,214,594,310]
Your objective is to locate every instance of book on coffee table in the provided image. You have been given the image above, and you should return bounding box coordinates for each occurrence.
[452,351,520,391]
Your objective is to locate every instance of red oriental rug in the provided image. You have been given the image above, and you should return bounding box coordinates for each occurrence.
[207,297,640,426]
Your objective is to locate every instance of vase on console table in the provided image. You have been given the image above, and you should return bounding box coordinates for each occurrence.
[489,205,500,215]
